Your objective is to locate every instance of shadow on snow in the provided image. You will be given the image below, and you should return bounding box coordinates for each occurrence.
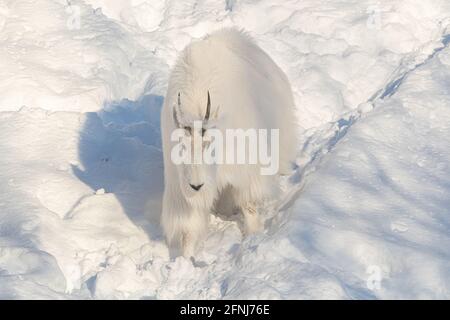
[72,94,165,241]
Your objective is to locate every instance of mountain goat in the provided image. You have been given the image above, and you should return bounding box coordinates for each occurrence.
[160,29,297,257]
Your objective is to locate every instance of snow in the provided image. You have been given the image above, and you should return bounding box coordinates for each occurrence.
[0,0,449,299]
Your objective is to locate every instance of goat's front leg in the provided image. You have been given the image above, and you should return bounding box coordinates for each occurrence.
[181,230,197,258]
[242,203,263,235]
[180,209,209,258]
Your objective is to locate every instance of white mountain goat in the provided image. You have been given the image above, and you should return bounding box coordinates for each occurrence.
[160,29,297,257]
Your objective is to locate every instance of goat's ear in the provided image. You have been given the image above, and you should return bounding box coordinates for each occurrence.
[212,105,220,120]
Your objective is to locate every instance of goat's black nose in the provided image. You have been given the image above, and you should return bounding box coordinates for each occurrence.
[189,183,204,191]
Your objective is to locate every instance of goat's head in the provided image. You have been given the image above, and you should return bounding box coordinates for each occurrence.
[172,91,220,207]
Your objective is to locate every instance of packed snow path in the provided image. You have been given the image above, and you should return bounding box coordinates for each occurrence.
[0,0,449,299]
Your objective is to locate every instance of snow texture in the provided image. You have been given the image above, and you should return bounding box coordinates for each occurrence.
[0,0,449,299]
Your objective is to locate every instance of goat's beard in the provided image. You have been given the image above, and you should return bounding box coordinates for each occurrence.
[181,182,218,210]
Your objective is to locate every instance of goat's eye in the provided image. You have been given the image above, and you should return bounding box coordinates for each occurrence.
[184,126,192,134]
[201,128,206,136]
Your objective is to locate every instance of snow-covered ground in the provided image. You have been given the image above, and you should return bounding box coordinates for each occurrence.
[0,0,449,299]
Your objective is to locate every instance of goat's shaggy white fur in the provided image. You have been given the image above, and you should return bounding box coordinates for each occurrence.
[160,29,297,257]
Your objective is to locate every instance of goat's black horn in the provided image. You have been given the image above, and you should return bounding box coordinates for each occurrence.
[173,92,182,127]
[205,91,211,120]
